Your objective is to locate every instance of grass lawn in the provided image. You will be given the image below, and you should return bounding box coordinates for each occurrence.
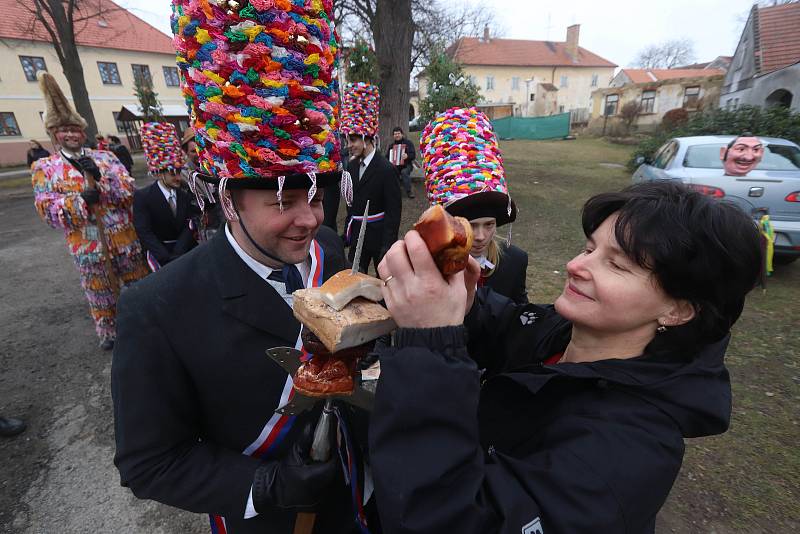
[385,137,799,532]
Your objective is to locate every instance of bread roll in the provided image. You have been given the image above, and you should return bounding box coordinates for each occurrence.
[414,204,474,275]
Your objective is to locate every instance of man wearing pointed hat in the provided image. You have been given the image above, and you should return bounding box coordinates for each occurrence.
[421,107,529,304]
[31,71,148,351]
[341,82,401,274]
[133,122,199,270]
[112,2,379,534]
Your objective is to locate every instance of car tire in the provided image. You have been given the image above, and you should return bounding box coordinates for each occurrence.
[774,255,798,266]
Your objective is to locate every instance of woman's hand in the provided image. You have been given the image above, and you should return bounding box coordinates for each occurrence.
[378,231,468,329]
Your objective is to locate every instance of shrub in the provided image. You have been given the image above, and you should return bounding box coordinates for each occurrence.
[662,108,689,131]
[628,105,800,170]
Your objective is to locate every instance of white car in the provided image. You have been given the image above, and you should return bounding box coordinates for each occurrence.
[632,135,800,264]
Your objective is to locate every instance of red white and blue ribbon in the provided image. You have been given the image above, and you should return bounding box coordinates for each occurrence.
[345,212,385,245]
[334,406,372,534]
[146,251,161,273]
[209,240,325,533]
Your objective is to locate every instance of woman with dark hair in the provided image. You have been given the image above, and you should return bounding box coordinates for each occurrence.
[371,181,762,533]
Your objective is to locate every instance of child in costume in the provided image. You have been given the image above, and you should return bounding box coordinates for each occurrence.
[421,107,528,304]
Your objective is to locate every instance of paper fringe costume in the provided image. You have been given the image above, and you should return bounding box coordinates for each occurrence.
[32,72,147,342]
[420,107,516,227]
[340,82,380,138]
[141,122,187,174]
[170,0,345,215]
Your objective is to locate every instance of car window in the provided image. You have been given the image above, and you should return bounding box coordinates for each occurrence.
[684,143,800,171]
[652,141,679,169]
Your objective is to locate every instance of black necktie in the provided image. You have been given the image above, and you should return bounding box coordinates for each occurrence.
[268,265,304,294]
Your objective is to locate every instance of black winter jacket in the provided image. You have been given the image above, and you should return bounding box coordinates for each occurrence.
[370,288,732,534]
[482,244,529,305]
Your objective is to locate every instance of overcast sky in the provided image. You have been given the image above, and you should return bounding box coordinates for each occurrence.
[120,0,756,68]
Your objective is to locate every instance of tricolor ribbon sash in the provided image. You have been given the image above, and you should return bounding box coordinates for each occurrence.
[345,212,385,245]
[209,240,325,533]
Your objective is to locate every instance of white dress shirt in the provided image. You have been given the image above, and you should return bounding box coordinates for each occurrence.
[225,224,310,520]
[358,146,376,181]
[157,180,178,207]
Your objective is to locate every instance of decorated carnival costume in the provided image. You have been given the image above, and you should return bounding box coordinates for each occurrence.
[421,107,528,303]
[113,2,378,534]
[31,72,148,347]
[134,122,199,270]
[341,82,401,273]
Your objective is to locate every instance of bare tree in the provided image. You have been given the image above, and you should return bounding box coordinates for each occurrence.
[335,0,501,145]
[619,101,642,134]
[15,0,124,141]
[373,0,413,146]
[634,39,696,69]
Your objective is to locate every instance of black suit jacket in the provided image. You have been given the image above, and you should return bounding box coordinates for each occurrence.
[112,228,371,534]
[483,244,529,304]
[346,152,402,252]
[133,182,199,265]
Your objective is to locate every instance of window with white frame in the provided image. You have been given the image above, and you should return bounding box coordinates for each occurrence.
[163,66,180,87]
[19,56,46,82]
[512,77,520,91]
[98,62,121,85]
[485,76,495,91]
[641,90,656,113]
[560,75,568,88]
[591,74,599,87]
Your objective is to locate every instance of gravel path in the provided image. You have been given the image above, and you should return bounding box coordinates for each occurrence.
[0,186,206,534]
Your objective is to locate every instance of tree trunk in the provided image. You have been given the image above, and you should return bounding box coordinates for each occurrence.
[60,40,98,141]
[46,0,99,141]
[373,0,413,150]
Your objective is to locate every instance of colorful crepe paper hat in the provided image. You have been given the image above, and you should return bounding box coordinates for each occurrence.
[170,0,343,195]
[421,107,516,226]
[141,122,186,174]
[340,82,380,138]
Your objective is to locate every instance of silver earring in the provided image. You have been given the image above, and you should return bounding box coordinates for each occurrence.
[656,324,667,334]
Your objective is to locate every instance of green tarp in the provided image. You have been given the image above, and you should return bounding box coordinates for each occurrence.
[491,113,571,140]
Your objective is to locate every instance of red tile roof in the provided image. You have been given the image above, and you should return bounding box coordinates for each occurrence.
[757,2,800,74]
[0,0,174,55]
[448,37,617,68]
[621,68,725,84]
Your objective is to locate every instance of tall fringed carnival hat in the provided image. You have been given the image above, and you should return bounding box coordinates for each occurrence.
[340,82,380,138]
[170,0,343,205]
[37,71,88,132]
[421,107,516,226]
[141,122,186,174]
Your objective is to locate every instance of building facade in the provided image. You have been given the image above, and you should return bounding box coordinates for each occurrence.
[721,2,800,111]
[417,25,616,121]
[589,69,725,133]
[0,0,184,166]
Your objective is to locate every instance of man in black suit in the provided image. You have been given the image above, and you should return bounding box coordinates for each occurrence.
[133,170,199,270]
[345,133,402,274]
[113,182,377,534]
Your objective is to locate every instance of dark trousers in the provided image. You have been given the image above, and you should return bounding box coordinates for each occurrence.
[398,166,412,196]
[348,245,383,275]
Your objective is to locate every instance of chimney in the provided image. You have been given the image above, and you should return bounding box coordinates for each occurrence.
[566,24,580,62]
[483,24,490,42]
